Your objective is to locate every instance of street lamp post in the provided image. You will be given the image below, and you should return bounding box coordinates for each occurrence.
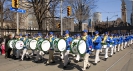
[60,0,63,36]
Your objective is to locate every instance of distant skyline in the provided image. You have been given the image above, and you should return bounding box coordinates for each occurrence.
[95,0,122,21]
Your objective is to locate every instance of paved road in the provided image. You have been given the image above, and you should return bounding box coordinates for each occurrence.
[0,46,133,71]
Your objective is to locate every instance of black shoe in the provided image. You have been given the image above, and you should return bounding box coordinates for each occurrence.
[93,63,97,65]
[79,60,82,62]
[46,63,50,66]
[63,66,67,69]
[98,61,100,63]
[110,55,112,57]
[104,58,107,61]
[19,59,23,61]
[86,65,91,69]
[51,61,55,63]
[68,61,71,65]
[114,52,116,54]
[75,60,79,63]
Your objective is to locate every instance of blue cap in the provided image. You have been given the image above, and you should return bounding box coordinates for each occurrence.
[38,33,42,36]
[95,31,99,34]
[76,34,80,37]
[83,30,88,33]
[111,34,113,36]
[25,34,28,36]
[49,32,53,35]
[105,32,108,34]
[65,30,69,34]
[19,34,22,36]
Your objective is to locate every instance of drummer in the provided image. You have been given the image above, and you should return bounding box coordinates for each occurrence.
[20,34,29,61]
[33,33,44,63]
[63,30,73,69]
[93,31,102,65]
[46,32,55,65]
[82,30,92,70]
[75,34,82,62]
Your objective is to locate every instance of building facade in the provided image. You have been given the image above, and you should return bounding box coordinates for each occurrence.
[93,12,102,22]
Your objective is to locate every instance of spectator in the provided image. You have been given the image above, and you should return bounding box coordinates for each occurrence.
[5,34,13,58]
[1,41,5,55]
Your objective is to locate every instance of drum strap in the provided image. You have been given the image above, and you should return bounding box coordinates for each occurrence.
[102,36,108,43]
[82,35,87,41]
[93,35,98,42]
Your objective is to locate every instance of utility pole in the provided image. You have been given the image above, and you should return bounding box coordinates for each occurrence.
[16,12,19,35]
[60,0,63,36]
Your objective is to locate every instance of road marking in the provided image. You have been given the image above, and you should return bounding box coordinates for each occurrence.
[106,49,132,71]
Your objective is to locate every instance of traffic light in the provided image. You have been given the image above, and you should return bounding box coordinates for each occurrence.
[57,23,60,28]
[67,6,71,16]
[12,0,19,8]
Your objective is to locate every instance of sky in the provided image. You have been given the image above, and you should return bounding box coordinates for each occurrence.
[95,0,122,21]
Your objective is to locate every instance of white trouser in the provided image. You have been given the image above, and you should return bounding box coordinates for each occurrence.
[16,49,21,58]
[64,50,70,66]
[35,50,43,61]
[117,44,120,51]
[21,49,29,60]
[95,50,100,63]
[121,43,123,51]
[110,45,114,56]
[114,45,117,53]
[105,47,109,58]
[83,53,90,70]
[76,54,80,61]
[124,42,127,48]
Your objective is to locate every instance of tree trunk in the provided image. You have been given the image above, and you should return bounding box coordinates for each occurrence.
[0,3,4,37]
[78,21,82,31]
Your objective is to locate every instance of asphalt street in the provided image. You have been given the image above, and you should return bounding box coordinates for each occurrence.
[0,46,133,71]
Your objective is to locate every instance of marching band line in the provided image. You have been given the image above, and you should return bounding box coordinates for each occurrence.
[5,30,133,71]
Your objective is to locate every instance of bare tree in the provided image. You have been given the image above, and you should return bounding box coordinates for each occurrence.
[66,0,97,31]
[24,0,55,31]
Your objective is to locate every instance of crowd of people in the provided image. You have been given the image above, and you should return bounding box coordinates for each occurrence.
[0,30,133,71]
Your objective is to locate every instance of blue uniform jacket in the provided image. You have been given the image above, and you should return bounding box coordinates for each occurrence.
[66,37,73,50]
[86,35,93,54]
[106,37,111,47]
[93,36,102,50]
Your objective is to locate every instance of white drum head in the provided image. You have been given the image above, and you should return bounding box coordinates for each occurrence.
[9,40,14,48]
[71,39,79,54]
[15,41,24,49]
[41,40,50,51]
[58,39,66,51]
[103,45,107,48]
[78,40,86,54]
[30,40,37,50]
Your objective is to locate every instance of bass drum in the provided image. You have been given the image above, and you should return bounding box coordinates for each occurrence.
[53,38,66,52]
[36,39,44,50]
[14,40,24,49]
[29,39,37,50]
[71,39,86,54]
[41,40,50,51]
[8,40,15,48]
[25,39,32,49]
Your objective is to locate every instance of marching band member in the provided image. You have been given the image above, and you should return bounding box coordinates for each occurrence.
[103,32,110,61]
[16,34,22,59]
[20,34,29,61]
[33,33,44,63]
[93,31,102,65]
[113,35,117,54]
[82,30,92,70]
[117,35,121,52]
[120,35,124,51]
[110,34,114,57]
[63,30,73,69]
[46,32,55,65]
[75,34,81,62]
